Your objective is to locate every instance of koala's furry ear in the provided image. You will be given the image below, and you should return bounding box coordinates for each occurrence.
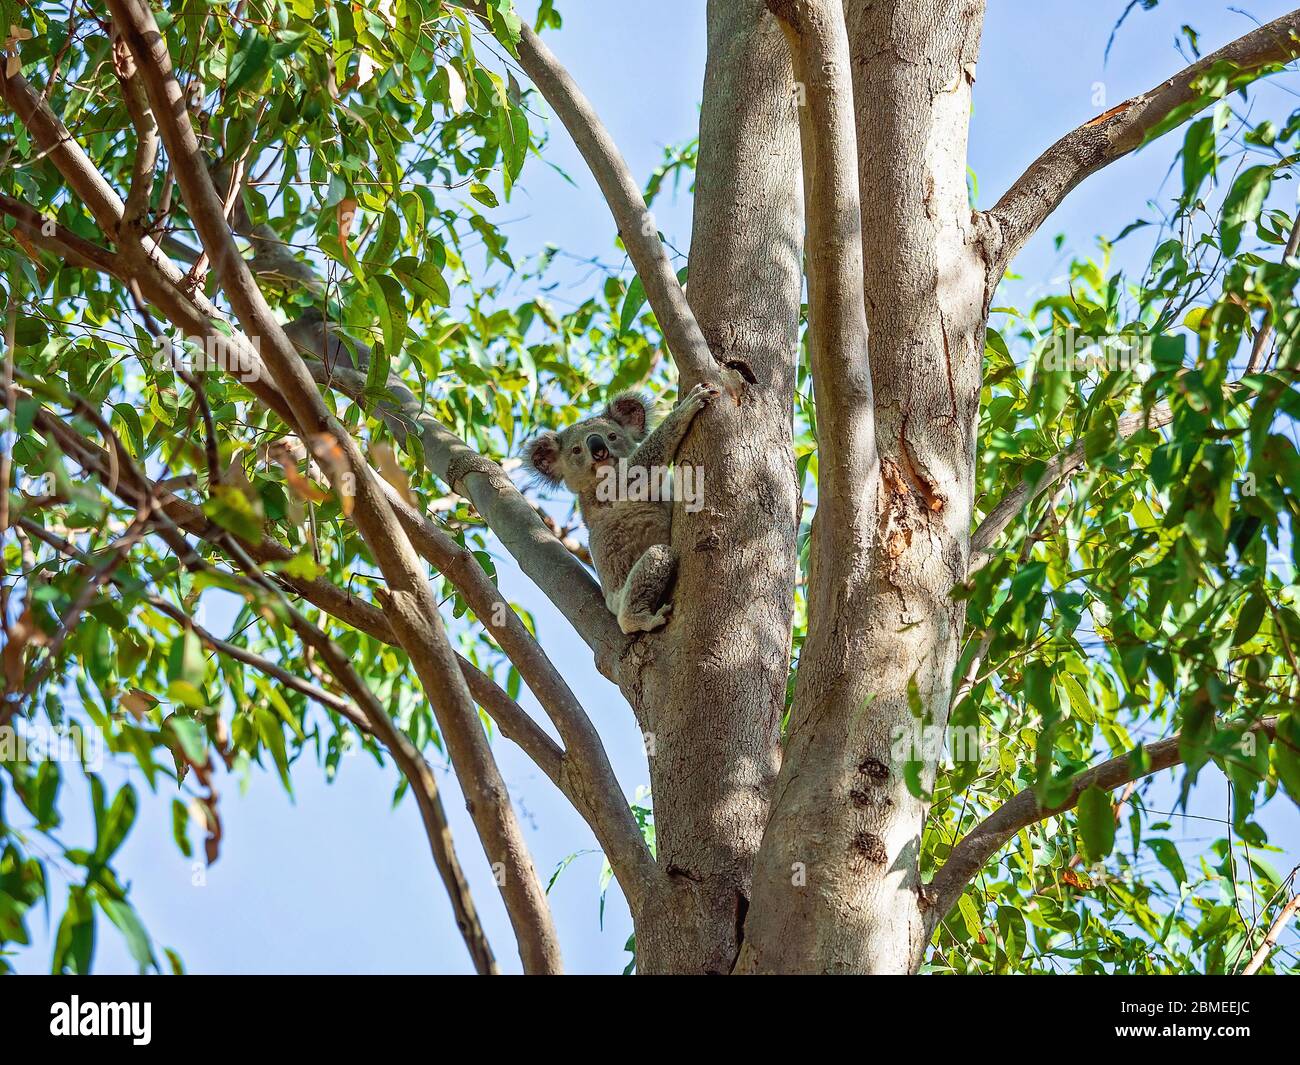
[604,391,650,435]
[525,431,564,485]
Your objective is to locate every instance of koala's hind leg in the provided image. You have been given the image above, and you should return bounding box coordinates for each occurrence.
[616,544,678,634]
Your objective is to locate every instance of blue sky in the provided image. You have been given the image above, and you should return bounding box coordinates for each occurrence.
[13,0,1300,974]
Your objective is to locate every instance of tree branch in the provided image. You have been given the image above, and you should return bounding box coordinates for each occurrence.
[924,717,1279,931]
[1241,892,1299,974]
[109,29,158,232]
[982,9,1300,275]
[143,595,345,715]
[0,62,290,405]
[968,403,1173,574]
[112,0,561,974]
[766,0,876,531]
[0,66,126,238]
[16,464,503,975]
[953,486,1066,714]
[212,534,505,975]
[12,510,151,716]
[0,213,646,904]
[15,388,553,764]
[381,486,658,907]
[0,192,122,275]
[25,0,567,969]
[290,338,629,677]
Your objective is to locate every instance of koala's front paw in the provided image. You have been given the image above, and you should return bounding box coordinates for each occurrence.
[682,382,721,412]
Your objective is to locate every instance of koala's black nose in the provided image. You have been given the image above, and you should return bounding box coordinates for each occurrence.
[586,433,610,461]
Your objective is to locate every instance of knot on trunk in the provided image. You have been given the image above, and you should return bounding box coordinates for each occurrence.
[850,831,888,866]
[857,757,889,782]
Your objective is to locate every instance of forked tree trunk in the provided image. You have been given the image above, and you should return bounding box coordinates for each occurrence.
[740,0,989,975]
[636,0,991,975]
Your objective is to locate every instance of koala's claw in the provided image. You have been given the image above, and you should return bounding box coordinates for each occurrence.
[619,602,673,634]
[683,383,720,410]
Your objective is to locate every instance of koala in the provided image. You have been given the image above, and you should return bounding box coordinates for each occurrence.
[527,384,719,634]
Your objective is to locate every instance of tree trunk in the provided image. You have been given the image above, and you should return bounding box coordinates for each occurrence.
[736,0,990,974]
[632,0,805,975]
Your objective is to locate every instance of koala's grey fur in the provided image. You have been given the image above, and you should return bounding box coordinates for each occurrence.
[526,384,718,634]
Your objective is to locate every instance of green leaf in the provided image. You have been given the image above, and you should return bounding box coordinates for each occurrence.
[111,402,146,458]
[255,706,293,794]
[497,99,529,195]
[95,784,137,864]
[1148,837,1188,888]
[1232,592,1266,647]
[98,896,156,973]
[274,553,325,581]
[167,714,207,764]
[52,888,94,974]
[373,274,408,363]
[619,276,647,337]
[226,29,274,96]
[392,256,450,308]
[14,316,47,348]
[167,628,206,689]
[203,485,264,542]
[171,798,193,859]
[469,182,499,208]
[1076,785,1115,863]
[1180,105,1227,203]
[997,905,1026,963]
[1273,716,1300,807]
[269,29,310,60]
[1221,165,1273,255]
[957,893,982,940]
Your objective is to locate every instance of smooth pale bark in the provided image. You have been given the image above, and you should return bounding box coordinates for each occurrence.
[740,0,989,974]
[631,0,804,975]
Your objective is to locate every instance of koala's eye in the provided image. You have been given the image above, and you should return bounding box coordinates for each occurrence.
[607,434,618,442]
[570,446,582,455]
